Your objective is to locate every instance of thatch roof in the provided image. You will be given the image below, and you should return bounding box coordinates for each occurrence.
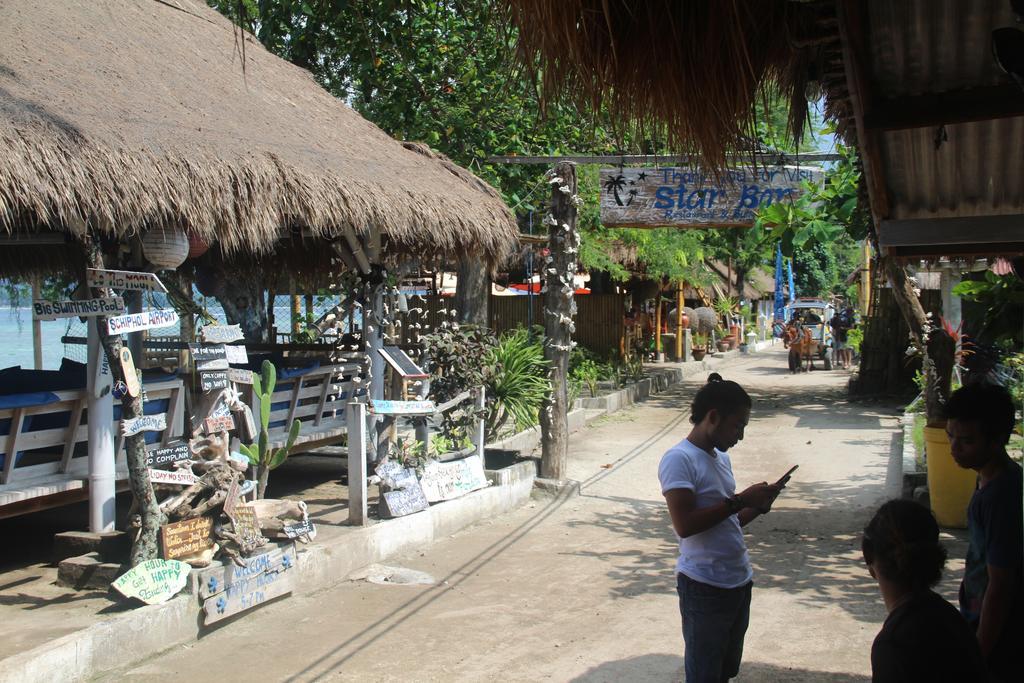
[0,0,517,274]
[505,1,830,169]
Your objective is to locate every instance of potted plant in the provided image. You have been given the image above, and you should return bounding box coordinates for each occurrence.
[691,334,708,361]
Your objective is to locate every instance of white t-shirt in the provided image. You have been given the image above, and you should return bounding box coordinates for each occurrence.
[658,438,752,589]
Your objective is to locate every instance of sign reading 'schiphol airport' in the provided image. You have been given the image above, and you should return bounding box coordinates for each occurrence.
[599,166,821,228]
[107,309,179,335]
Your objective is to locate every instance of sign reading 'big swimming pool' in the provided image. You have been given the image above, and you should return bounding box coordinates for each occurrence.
[599,166,821,228]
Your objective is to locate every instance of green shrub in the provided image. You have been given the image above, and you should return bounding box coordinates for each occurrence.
[485,328,551,440]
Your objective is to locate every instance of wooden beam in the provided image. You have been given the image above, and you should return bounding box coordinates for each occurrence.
[486,153,842,165]
[837,0,891,224]
[879,215,1024,247]
[864,85,1024,131]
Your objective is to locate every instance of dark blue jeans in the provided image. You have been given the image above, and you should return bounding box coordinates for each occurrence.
[677,573,752,683]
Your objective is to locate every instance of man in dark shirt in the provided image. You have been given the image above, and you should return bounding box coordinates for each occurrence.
[945,383,1023,682]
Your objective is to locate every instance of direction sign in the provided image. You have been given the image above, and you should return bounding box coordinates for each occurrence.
[107,309,179,335]
[121,413,167,437]
[87,268,167,293]
[200,324,245,344]
[33,297,124,320]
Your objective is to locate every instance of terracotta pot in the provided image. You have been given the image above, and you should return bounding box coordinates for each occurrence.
[717,341,730,352]
[692,349,706,361]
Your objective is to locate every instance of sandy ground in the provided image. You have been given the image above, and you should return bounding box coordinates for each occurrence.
[96,348,967,682]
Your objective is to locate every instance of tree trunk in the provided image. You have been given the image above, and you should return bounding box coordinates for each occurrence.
[883,257,955,426]
[455,257,490,326]
[84,240,164,565]
[205,265,268,342]
[539,162,579,480]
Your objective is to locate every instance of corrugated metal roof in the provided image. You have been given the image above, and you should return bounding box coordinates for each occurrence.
[863,0,1024,227]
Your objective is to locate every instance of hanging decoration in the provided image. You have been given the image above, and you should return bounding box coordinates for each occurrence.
[187,230,211,259]
[142,226,190,269]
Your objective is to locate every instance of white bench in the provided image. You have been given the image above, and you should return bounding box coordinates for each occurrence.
[0,380,185,516]
[247,362,364,451]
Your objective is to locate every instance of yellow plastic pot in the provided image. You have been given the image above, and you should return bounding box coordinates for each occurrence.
[923,426,977,528]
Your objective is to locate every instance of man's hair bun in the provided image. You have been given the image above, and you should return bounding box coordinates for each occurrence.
[707,373,724,383]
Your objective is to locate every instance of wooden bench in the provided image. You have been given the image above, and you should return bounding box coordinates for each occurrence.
[0,379,185,517]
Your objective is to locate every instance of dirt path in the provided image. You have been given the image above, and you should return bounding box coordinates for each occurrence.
[98,349,965,682]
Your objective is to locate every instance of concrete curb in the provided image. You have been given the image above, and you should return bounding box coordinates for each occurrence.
[1,461,537,683]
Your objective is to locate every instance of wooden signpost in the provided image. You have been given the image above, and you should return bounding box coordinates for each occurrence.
[118,347,141,397]
[203,414,235,435]
[200,370,230,393]
[599,166,822,228]
[200,545,295,625]
[33,297,124,320]
[111,558,190,605]
[223,478,241,516]
[190,344,228,371]
[87,268,167,293]
[369,399,436,416]
[107,309,179,335]
[149,468,199,486]
[200,324,244,344]
[145,441,191,468]
[418,454,489,503]
[121,413,167,437]
[161,516,215,560]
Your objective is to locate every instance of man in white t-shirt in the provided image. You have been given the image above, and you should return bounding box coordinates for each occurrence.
[658,374,781,682]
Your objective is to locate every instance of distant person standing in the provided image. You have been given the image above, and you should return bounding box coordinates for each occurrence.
[862,499,987,682]
[945,384,1023,682]
[658,374,781,682]
[830,306,855,369]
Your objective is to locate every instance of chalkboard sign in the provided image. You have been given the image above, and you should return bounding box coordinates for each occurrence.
[190,344,228,371]
[283,519,316,540]
[379,346,428,379]
[146,441,190,468]
[201,371,230,392]
[161,516,215,561]
[230,504,265,549]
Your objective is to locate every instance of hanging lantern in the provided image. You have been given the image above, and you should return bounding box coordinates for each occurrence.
[141,226,190,270]
[187,230,210,259]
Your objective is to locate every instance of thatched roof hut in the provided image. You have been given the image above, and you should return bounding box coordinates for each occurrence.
[0,0,518,277]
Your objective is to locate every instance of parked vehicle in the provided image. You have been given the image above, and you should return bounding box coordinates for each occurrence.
[786,298,835,370]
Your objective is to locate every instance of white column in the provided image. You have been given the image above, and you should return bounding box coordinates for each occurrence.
[346,401,368,526]
[86,318,116,532]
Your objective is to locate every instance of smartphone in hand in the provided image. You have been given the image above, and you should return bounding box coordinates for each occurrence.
[776,465,799,488]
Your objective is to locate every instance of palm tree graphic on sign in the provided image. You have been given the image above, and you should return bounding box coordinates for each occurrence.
[604,174,628,206]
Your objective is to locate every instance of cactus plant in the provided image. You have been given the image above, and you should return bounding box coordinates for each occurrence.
[238,360,301,498]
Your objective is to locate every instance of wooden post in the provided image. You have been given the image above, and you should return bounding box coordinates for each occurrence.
[368,284,386,461]
[30,275,43,369]
[290,278,301,336]
[84,239,163,564]
[539,162,578,481]
[346,401,368,525]
[675,282,684,361]
[654,295,662,361]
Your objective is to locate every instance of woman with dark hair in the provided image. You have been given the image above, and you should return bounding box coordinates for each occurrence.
[658,373,781,682]
[863,500,987,682]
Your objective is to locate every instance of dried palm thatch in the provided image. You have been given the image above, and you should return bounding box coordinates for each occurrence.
[0,0,517,275]
[505,0,827,169]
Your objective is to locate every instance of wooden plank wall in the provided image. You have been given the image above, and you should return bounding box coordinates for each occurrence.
[396,294,626,357]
